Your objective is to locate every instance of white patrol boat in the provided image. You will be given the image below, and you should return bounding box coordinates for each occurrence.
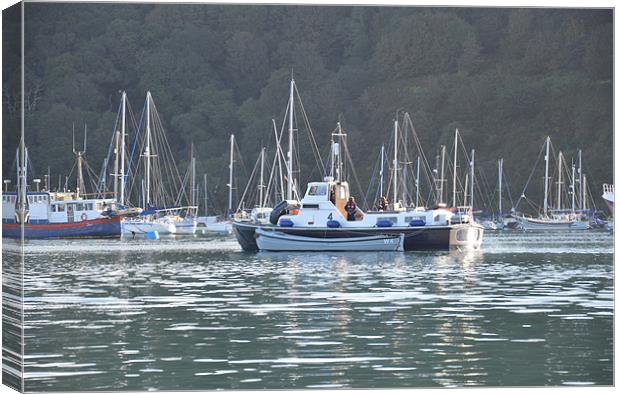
[233,178,483,252]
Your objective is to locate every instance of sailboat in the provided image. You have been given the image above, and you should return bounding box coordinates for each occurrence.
[120,91,191,236]
[515,137,591,230]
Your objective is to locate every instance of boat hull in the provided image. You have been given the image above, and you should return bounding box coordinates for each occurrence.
[256,228,404,252]
[121,219,176,235]
[2,216,122,239]
[516,216,590,230]
[234,221,482,252]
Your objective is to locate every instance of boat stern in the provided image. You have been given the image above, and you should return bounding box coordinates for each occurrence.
[449,223,484,250]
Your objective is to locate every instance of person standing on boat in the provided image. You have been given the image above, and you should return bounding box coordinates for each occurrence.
[379,196,388,211]
[345,196,357,221]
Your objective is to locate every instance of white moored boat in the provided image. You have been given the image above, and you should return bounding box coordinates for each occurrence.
[255,227,404,252]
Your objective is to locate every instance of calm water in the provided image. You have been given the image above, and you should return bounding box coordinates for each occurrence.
[7,230,614,391]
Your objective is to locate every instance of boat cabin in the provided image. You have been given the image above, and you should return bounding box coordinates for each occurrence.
[2,191,117,224]
[302,179,351,219]
[277,179,455,229]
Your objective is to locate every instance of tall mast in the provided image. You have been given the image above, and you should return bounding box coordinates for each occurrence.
[259,147,265,208]
[145,91,152,207]
[582,174,587,211]
[190,143,196,208]
[452,128,459,207]
[415,156,420,207]
[543,136,550,217]
[571,161,576,214]
[113,130,120,200]
[498,158,503,217]
[75,125,87,198]
[120,91,126,205]
[470,149,475,209]
[287,77,295,200]
[402,119,408,206]
[379,145,385,199]
[393,119,398,206]
[17,2,27,226]
[273,119,285,200]
[203,173,208,217]
[228,134,234,213]
[579,149,584,210]
[440,145,446,205]
[557,151,563,210]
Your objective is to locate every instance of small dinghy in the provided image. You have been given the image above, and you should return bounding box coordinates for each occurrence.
[255,227,404,252]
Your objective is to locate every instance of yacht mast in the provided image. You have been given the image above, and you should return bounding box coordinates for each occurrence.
[287,77,295,200]
[543,136,550,217]
[113,129,119,200]
[452,128,459,207]
[498,158,503,216]
[415,156,420,207]
[393,119,398,207]
[579,150,584,210]
[190,143,196,208]
[571,161,576,213]
[145,91,152,207]
[557,151,563,210]
[439,145,446,205]
[379,145,385,199]
[228,134,235,213]
[470,149,475,209]
[203,173,208,217]
[259,147,265,208]
[120,91,126,205]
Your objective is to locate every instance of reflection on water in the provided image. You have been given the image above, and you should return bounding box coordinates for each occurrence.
[19,231,613,391]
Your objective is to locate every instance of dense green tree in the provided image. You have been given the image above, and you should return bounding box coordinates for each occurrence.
[2,4,613,215]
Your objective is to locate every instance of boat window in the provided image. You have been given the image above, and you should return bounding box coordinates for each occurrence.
[456,229,468,241]
[405,216,425,222]
[57,204,65,212]
[96,202,103,211]
[86,203,93,211]
[378,217,397,224]
[76,203,84,211]
[307,184,327,196]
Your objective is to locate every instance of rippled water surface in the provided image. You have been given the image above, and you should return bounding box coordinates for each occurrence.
[11,230,614,391]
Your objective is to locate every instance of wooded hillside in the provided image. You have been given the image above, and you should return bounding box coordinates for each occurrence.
[3,4,613,214]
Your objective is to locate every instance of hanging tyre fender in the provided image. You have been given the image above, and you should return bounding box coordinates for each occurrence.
[269,200,299,225]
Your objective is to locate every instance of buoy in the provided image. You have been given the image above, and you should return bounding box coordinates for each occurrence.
[327,220,341,228]
[279,218,294,227]
[144,231,160,240]
[376,219,393,228]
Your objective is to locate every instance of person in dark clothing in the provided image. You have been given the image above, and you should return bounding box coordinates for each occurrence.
[379,196,388,211]
[344,196,357,221]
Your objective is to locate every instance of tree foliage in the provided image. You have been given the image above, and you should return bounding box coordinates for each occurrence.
[2,4,613,213]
